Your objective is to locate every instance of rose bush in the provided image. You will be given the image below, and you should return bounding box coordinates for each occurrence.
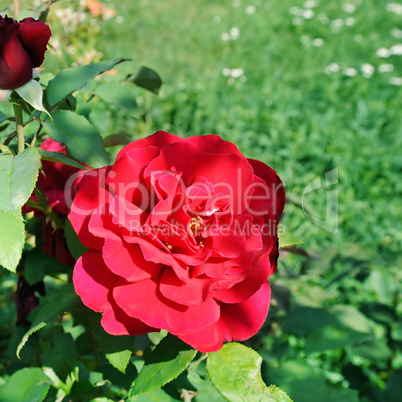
[25,138,85,265]
[70,131,285,352]
[0,15,51,89]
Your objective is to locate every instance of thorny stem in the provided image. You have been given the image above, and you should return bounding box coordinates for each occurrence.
[13,103,24,154]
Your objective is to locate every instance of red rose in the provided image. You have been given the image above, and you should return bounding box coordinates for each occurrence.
[0,15,51,89]
[25,139,85,265]
[70,132,285,352]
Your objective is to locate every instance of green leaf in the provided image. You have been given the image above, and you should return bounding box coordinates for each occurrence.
[280,378,359,402]
[47,59,129,107]
[0,110,10,124]
[94,82,138,115]
[17,284,79,358]
[0,367,51,402]
[278,226,303,248]
[0,212,24,272]
[39,149,88,170]
[43,110,109,168]
[266,361,359,402]
[280,307,339,337]
[24,247,69,285]
[305,325,368,354]
[331,305,372,334]
[105,349,133,374]
[15,79,51,117]
[129,388,177,401]
[130,335,197,396]
[10,148,41,208]
[351,338,393,361]
[103,132,132,147]
[206,343,292,402]
[64,217,88,260]
[0,148,40,272]
[127,66,163,95]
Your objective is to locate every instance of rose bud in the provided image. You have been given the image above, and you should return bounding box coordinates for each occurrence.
[0,15,51,90]
[70,131,285,352]
[24,139,86,266]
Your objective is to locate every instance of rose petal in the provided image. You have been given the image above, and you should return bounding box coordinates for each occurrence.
[247,158,285,220]
[69,167,112,249]
[73,249,117,312]
[213,243,273,304]
[113,278,220,335]
[159,268,216,306]
[103,237,162,282]
[178,282,271,352]
[123,234,189,282]
[116,131,184,160]
[106,146,159,207]
[0,22,32,89]
[185,153,254,216]
[101,295,157,336]
[109,195,148,233]
[219,281,271,340]
[178,321,224,353]
[17,18,51,67]
[185,135,245,159]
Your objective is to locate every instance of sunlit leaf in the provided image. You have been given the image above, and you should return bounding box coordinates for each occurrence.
[47,59,130,107]
[207,343,292,401]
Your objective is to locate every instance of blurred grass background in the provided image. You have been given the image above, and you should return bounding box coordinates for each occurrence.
[41,0,402,259]
[1,0,402,400]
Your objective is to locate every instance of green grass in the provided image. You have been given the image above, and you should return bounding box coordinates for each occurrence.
[88,0,402,259]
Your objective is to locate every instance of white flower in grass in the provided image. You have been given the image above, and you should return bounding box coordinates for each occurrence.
[331,19,343,28]
[222,68,232,77]
[304,1,316,8]
[389,77,402,86]
[345,17,355,26]
[240,76,247,83]
[376,48,391,58]
[387,3,402,15]
[318,13,329,24]
[391,28,402,39]
[213,16,221,23]
[300,36,309,44]
[290,7,301,15]
[312,38,324,47]
[302,9,314,19]
[221,32,230,41]
[390,44,402,55]
[230,27,240,39]
[378,63,394,73]
[233,0,241,7]
[343,4,356,13]
[292,17,304,25]
[354,35,363,42]
[361,64,375,78]
[231,68,244,78]
[324,63,340,74]
[246,5,256,14]
[116,16,124,24]
[227,77,235,85]
[343,67,358,77]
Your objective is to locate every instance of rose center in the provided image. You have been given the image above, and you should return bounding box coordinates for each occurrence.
[189,216,204,236]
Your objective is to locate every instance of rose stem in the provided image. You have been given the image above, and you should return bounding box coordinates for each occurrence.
[13,0,20,17]
[13,103,24,154]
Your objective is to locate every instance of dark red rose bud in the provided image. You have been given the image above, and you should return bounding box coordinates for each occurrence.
[0,15,51,90]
